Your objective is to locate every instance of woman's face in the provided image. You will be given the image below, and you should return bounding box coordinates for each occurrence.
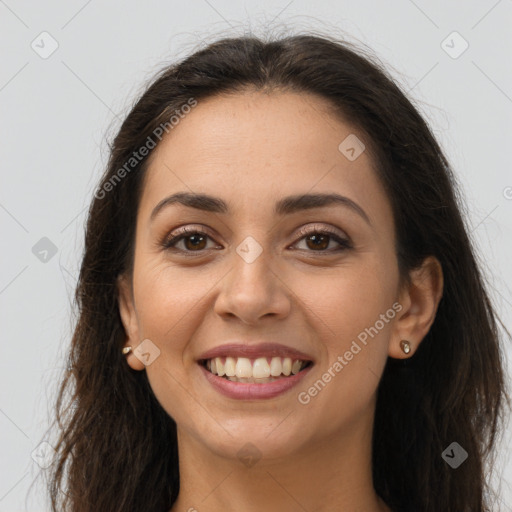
[119,90,405,461]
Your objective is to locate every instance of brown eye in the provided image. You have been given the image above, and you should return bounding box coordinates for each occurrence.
[293,227,352,253]
[162,227,219,253]
[181,233,208,251]
[303,233,330,251]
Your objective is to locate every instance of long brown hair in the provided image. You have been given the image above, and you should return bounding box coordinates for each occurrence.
[44,32,509,511]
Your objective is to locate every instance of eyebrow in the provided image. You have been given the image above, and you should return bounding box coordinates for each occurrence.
[150,191,371,225]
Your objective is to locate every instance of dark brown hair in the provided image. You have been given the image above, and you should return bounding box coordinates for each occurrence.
[44,32,509,511]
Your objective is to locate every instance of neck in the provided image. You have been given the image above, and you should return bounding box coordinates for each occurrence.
[170,407,390,512]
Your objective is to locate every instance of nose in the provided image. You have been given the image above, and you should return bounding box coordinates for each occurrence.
[213,244,291,325]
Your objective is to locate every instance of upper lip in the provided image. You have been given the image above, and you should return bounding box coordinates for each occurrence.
[197,342,315,362]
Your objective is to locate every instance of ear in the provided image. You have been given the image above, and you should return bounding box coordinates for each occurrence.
[117,274,145,371]
[389,255,444,359]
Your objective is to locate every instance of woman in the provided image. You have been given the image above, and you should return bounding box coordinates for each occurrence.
[47,32,509,511]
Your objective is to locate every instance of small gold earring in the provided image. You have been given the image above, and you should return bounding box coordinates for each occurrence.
[400,340,411,354]
[122,346,132,355]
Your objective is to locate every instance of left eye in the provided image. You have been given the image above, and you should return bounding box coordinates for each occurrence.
[291,229,352,252]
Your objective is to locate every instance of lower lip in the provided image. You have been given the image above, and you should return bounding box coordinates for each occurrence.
[199,363,313,400]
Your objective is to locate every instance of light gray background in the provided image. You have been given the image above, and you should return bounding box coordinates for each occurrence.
[1,1,511,510]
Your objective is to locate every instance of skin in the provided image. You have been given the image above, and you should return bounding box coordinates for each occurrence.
[118,90,443,512]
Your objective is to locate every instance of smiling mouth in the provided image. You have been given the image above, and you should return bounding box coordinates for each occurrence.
[199,356,313,383]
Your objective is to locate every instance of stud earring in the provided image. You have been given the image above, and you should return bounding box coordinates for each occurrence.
[400,340,411,354]
[122,346,132,355]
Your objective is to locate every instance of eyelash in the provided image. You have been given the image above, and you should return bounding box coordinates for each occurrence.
[161,225,352,256]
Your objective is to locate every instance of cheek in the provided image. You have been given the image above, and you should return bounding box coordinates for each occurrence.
[291,258,396,404]
[295,276,394,434]
[133,263,209,341]
[132,266,206,422]
[292,258,396,344]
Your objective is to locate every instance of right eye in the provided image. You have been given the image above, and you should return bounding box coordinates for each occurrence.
[161,226,222,254]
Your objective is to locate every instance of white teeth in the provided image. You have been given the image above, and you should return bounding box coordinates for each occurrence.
[226,376,274,383]
[205,356,309,379]
[252,358,270,378]
[270,357,282,377]
[235,357,252,378]
[216,358,225,376]
[224,357,236,377]
[282,358,292,376]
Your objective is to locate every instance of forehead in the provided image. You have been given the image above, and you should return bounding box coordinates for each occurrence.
[138,90,391,225]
